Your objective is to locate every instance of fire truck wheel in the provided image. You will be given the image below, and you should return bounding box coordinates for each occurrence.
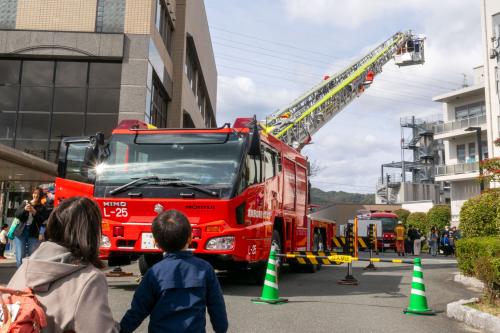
[271,230,282,275]
[138,254,163,275]
[107,256,131,267]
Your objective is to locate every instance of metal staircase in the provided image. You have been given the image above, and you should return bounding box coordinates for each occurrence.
[262,31,425,150]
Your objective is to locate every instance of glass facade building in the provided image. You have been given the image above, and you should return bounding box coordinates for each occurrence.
[0,59,121,161]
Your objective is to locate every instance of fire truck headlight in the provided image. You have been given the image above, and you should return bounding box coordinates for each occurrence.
[101,235,111,248]
[206,236,235,250]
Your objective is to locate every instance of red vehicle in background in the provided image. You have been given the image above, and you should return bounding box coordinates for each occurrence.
[368,212,399,251]
[54,118,333,277]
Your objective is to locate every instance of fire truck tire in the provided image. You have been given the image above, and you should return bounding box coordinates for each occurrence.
[271,230,282,276]
[107,256,131,267]
[138,254,163,275]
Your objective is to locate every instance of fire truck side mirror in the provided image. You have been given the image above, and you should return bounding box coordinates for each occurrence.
[248,123,262,156]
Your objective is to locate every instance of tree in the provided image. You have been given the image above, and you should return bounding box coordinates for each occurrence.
[407,212,429,233]
[394,209,410,227]
[427,205,451,231]
[459,190,500,238]
[480,138,500,184]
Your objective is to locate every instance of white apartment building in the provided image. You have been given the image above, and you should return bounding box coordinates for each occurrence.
[433,66,487,225]
[481,0,500,178]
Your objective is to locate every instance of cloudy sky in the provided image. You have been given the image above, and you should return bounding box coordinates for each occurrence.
[204,0,483,193]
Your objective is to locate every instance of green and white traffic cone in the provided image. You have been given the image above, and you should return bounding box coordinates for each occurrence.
[403,257,434,315]
[251,246,288,305]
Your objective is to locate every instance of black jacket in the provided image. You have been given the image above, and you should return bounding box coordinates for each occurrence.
[15,203,49,238]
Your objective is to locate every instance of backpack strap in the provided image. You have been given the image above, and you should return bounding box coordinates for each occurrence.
[0,287,33,297]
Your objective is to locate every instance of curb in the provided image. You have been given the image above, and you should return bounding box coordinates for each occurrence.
[447,298,500,333]
[453,273,484,290]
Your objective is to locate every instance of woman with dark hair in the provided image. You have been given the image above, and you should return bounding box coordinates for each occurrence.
[8,196,119,333]
[14,187,49,267]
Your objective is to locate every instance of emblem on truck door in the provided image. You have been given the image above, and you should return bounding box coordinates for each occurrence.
[154,203,164,214]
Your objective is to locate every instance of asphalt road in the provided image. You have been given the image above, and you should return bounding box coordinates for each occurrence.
[0,253,480,333]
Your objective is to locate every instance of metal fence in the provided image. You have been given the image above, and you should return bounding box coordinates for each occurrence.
[433,115,486,134]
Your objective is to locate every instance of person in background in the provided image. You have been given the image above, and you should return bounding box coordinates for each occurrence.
[120,210,228,333]
[441,232,452,256]
[407,225,417,255]
[394,221,405,256]
[413,228,422,256]
[14,187,49,267]
[8,196,119,333]
[428,227,439,257]
[0,223,8,259]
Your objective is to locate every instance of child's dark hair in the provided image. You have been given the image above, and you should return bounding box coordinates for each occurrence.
[1,224,7,229]
[152,210,192,252]
[46,196,103,268]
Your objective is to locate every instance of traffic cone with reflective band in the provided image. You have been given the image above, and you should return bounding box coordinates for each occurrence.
[251,246,288,305]
[403,258,434,315]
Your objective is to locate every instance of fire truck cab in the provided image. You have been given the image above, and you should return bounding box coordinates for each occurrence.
[55,118,325,276]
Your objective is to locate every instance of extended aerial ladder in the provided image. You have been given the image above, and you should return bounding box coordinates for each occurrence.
[263,31,425,150]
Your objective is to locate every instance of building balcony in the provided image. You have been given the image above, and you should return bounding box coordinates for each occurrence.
[434,162,479,181]
[433,115,487,139]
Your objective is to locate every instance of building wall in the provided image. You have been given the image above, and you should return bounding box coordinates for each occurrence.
[16,0,98,32]
[450,179,480,225]
[481,0,500,188]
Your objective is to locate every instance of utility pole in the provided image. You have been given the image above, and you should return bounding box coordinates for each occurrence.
[386,174,391,204]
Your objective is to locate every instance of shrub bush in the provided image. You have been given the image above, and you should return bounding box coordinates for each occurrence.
[394,209,410,227]
[427,205,450,231]
[456,237,500,305]
[459,190,500,238]
[406,212,428,233]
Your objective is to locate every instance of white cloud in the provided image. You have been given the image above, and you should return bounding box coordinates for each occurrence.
[216,75,300,124]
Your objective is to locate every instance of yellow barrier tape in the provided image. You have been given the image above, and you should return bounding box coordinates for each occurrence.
[327,255,353,263]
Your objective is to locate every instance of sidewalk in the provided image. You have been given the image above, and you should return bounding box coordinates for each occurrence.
[0,252,17,268]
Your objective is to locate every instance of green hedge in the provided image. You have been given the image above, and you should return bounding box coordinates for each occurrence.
[459,190,500,238]
[394,209,410,227]
[456,237,500,304]
[456,237,500,275]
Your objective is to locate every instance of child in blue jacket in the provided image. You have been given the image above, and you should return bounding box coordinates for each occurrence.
[120,210,228,333]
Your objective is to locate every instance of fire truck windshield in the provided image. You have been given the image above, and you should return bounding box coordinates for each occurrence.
[377,217,398,233]
[94,132,246,198]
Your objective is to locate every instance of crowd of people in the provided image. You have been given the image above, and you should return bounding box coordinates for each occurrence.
[2,190,228,333]
[394,222,461,257]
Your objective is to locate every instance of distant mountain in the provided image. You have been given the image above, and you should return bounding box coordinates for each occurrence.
[310,187,375,207]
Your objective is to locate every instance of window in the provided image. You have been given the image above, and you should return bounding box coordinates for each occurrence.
[55,62,88,86]
[0,59,122,161]
[150,76,168,128]
[155,0,174,54]
[246,155,262,186]
[183,112,195,128]
[264,148,277,180]
[96,0,125,33]
[457,144,466,163]
[89,63,122,87]
[454,102,486,119]
[185,50,197,95]
[0,60,20,84]
[482,140,488,159]
[468,142,476,162]
[21,61,54,85]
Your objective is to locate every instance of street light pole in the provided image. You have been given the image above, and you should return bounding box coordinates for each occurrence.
[465,127,484,192]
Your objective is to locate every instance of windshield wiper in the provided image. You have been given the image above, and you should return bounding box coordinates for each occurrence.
[163,181,219,198]
[108,176,180,195]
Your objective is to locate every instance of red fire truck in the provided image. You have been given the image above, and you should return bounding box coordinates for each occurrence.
[55,118,333,276]
[360,212,400,251]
